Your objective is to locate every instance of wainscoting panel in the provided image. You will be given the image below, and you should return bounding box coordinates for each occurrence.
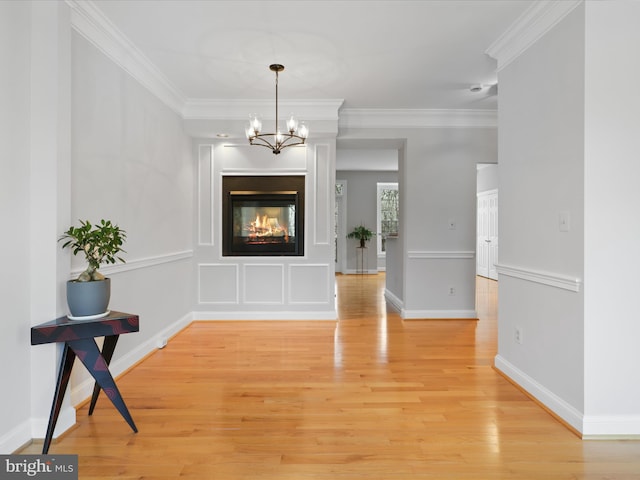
[198,264,238,304]
[314,144,331,245]
[198,145,214,246]
[289,264,331,304]
[243,264,285,304]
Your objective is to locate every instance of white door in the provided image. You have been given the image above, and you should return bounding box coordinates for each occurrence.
[477,190,498,280]
[487,192,499,280]
[335,181,347,274]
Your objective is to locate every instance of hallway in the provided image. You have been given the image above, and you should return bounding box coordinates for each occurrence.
[22,274,640,479]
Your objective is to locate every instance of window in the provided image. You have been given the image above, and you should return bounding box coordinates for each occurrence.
[377,182,399,255]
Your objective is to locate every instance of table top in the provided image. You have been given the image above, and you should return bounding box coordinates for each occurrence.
[31,311,139,345]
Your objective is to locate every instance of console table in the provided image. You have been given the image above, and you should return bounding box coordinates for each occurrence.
[31,311,139,454]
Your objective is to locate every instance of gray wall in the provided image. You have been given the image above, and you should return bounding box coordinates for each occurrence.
[497,3,585,425]
[339,127,497,319]
[496,1,640,435]
[69,31,194,400]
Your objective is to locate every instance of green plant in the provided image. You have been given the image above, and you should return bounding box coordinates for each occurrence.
[347,224,375,247]
[59,219,127,282]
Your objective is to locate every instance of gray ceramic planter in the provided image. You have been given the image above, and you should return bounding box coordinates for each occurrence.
[66,277,111,317]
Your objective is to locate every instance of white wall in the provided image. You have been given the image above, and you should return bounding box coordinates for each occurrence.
[0,0,35,453]
[0,2,194,453]
[583,1,640,435]
[191,141,337,319]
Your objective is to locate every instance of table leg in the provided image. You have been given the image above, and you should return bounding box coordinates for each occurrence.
[42,344,76,454]
[67,338,138,434]
[88,335,119,415]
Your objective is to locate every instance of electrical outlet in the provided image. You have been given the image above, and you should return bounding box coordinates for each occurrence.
[448,286,455,296]
[515,327,523,344]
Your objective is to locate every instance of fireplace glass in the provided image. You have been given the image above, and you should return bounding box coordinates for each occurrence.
[232,195,297,252]
[223,176,305,256]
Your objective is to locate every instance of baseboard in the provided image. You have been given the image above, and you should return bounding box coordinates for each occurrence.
[70,312,194,406]
[402,309,478,320]
[193,311,337,321]
[29,406,76,443]
[343,269,379,275]
[384,289,403,312]
[1,419,32,454]
[582,415,640,439]
[494,354,583,434]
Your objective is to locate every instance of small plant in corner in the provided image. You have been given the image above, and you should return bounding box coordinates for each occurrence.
[347,224,375,248]
[59,219,127,282]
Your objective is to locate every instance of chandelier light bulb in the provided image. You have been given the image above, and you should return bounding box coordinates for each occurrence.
[248,114,262,135]
[286,114,298,134]
[297,121,309,139]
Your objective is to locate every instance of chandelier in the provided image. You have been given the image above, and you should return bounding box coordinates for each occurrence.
[245,64,309,155]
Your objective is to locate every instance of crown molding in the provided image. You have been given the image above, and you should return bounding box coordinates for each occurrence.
[66,0,186,115]
[183,99,345,121]
[485,0,582,71]
[65,0,494,131]
[339,108,497,129]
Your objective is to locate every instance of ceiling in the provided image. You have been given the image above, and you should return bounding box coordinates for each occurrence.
[92,0,534,111]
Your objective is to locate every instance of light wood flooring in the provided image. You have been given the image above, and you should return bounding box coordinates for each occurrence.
[21,274,640,479]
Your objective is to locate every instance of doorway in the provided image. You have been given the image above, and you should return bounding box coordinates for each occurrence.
[477,189,498,280]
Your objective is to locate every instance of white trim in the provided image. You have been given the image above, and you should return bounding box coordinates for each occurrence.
[408,251,475,259]
[0,420,33,454]
[193,311,337,321]
[198,145,215,246]
[384,289,404,312]
[402,309,478,320]
[288,264,332,305]
[343,269,379,275]
[339,109,497,129]
[485,0,583,71]
[476,188,498,197]
[582,416,640,439]
[496,263,581,292]
[198,263,239,305]
[66,0,185,114]
[314,144,332,246]
[70,312,194,406]
[70,250,193,279]
[221,167,307,175]
[183,98,344,121]
[30,406,76,442]
[495,354,584,434]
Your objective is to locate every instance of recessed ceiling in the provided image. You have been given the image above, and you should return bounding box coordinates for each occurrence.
[92,0,534,110]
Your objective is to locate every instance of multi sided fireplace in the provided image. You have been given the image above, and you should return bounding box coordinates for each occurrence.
[222,176,305,256]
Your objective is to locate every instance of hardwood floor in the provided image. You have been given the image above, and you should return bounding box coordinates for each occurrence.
[21,274,640,479]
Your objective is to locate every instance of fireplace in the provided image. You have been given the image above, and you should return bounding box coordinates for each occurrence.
[222,176,304,256]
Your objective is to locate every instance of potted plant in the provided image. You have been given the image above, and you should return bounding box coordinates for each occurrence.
[347,224,375,248]
[59,219,126,318]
